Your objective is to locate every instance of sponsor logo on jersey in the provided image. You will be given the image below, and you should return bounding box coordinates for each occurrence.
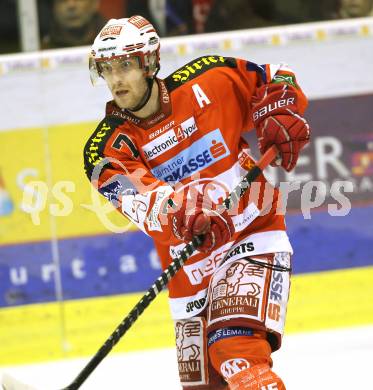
[272,73,297,87]
[150,129,230,183]
[98,175,138,208]
[210,261,262,322]
[180,242,231,285]
[172,56,226,83]
[86,122,112,167]
[142,117,198,161]
[107,105,141,124]
[238,150,255,171]
[176,319,206,384]
[159,79,170,103]
[147,111,168,126]
[98,180,122,203]
[232,203,261,232]
[146,187,171,232]
[149,121,175,139]
[270,259,284,302]
[186,297,207,313]
[220,358,250,379]
[224,242,255,260]
[267,253,288,322]
[208,327,253,347]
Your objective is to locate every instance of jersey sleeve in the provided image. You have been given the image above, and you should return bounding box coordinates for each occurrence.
[83,117,176,244]
[222,57,309,131]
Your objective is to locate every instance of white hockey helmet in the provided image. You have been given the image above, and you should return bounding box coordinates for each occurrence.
[89,16,160,86]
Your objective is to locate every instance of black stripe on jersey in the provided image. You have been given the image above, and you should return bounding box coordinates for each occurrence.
[112,133,139,158]
[83,117,120,179]
[246,62,268,84]
[165,55,237,91]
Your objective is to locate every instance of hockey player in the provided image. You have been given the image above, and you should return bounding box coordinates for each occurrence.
[84,16,310,390]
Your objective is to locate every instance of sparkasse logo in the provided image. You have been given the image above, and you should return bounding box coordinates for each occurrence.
[150,129,230,183]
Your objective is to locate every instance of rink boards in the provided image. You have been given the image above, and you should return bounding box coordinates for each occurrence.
[0,264,373,365]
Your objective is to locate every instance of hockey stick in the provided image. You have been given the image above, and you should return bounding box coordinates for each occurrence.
[2,145,279,390]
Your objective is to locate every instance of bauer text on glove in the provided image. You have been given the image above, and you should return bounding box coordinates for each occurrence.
[252,83,310,172]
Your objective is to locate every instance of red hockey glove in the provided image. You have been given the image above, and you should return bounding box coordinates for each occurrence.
[169,191,235,253]
[252,83,310,172]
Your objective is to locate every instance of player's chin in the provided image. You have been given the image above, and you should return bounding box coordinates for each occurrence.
[114,97,130,110]
[116,96,140,111]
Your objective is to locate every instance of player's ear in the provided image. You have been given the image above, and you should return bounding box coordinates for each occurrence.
[148,52,158,76]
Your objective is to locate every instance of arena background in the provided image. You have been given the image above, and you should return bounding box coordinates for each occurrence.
[0,16,373,389]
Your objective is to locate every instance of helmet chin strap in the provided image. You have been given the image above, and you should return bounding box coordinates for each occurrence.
[128,67,160,113]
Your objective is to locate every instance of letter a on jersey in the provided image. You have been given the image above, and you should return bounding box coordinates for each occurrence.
[192,84,211,108]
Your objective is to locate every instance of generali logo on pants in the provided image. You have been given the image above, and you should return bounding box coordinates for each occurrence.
[175,320,203,383]
[210,262,262,321]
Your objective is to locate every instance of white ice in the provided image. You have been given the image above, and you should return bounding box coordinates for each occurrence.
[1,325,372,389]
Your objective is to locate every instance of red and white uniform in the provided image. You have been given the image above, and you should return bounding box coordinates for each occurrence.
[84,54,307,327]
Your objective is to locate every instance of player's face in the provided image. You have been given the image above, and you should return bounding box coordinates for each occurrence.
[100,57,148,111]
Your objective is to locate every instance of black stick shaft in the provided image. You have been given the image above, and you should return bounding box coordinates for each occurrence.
[61,146,277,390]
[61,236,202,390]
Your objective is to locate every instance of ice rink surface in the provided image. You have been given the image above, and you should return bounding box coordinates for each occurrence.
[1,325,372,390]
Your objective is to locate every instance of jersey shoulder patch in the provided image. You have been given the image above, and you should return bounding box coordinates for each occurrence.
[83,116,121,179]
[165,55,237,91]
